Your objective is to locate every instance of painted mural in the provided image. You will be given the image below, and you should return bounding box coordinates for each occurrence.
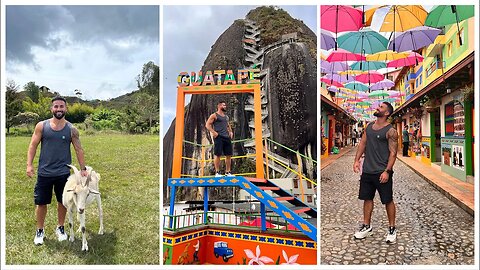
[163,228,316,265]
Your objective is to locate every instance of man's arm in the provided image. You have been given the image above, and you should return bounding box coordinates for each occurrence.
[380,128,399,183]
[71,126,87,177]
[26,122,43,178]
[353,130,367,173]
[205,114,218,138]
[227,122,233,139]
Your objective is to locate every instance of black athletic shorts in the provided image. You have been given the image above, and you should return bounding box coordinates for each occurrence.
[358,172,393,204]
[214,136,233,156]
[34,174,70,205]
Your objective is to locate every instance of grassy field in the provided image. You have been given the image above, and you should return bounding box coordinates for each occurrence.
[5,134,159,265]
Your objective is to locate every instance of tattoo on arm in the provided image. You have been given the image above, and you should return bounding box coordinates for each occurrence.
[388,128,399,156]
[71,127,83,151]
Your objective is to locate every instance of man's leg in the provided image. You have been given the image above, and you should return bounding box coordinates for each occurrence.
[225,156,232,172]
[57,203,67,226]
[36,205,47,229]
[214,156,221,172]
[363,200,374,226]
[385,201,396,227]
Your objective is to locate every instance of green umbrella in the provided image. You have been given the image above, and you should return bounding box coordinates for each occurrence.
[338,30,389,54]
[344,82,370,92]
[356,101,372,106]
[368,91,389,98]
[425,5,474,46]
[350,61,386,71]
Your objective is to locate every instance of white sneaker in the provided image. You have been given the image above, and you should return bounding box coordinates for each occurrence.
[354,224,373,239]
[34,229,45,245]
[56,226,68,241]
[385,227,397,243]
[215,172,223,177]
[225,172,233,177]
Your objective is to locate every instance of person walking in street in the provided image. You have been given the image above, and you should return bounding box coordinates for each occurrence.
[335,130,343,148]
[402,125,410,157]
[352,101,399,243]
[27,96,88,245]
[352,129,358,146]
[206,101,234,177]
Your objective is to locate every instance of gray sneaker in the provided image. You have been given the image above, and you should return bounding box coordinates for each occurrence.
[354,224,373,239]
[34,228,45,245]
[56,226,68,241]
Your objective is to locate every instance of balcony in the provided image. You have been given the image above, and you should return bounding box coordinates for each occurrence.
[426,61,446,78]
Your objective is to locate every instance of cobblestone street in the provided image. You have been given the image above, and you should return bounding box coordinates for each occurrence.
[321,149,475,265]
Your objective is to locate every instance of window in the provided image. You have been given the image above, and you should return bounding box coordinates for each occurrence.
[293,179,298,188]
[307,195,313,203]
[447,40,453,57]
[307,181,312,189]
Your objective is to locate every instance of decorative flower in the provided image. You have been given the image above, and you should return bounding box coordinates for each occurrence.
[244,245,274,265]
[281,250,299,265]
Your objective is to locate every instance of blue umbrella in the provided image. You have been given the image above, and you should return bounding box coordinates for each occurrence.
[321,30,336,50]
[350,61,386,71]
[388,26,441,52]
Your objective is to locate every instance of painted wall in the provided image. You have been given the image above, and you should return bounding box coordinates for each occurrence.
[164,228,316,265]
[421,112,431,137]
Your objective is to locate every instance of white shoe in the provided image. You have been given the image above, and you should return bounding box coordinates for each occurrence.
[354,224,373,239]
[56,226,68,241]
[385,227,397,243]
[225,172,233,177]
[215,172,223,177]
[34,229,45,245]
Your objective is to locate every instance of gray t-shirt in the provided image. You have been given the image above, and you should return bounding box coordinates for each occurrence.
[213,113,230,138]
[38,120,72,177]
[362,122,393,174]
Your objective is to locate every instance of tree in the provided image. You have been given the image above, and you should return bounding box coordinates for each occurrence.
[74,89,83,100]
[13,112,39,133]
[24,81,40,103]
[66,103,94,123]
[22,95,51,121]
[133,92,159,130]
[136,61,159,97]
[5,79,22,133]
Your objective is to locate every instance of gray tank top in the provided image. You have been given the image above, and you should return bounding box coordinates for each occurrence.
[38,120,72,177]
[362,122,392,174]
[213,113,230,138]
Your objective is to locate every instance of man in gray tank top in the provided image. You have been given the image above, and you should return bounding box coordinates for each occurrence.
[206,101,234,177]
[352,102,399,243]
[26,96,88,245]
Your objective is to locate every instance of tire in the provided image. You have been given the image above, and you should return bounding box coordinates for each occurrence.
[223,255,229,262]
[215,253,219,258]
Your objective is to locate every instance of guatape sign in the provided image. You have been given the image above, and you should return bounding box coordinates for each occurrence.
[177,69,260,87]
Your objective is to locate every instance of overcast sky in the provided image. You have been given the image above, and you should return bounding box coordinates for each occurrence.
[162,5,317,135]
[6,5,159,100]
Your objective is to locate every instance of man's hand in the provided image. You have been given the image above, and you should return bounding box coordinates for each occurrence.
[212,131,219,139]
[229,131,233,139]
[379,171,389,183]
[81,169,88,177]
[26,165,35,178]
[353,160,361,173]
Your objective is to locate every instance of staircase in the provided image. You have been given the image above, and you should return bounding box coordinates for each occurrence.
[168,176,317,241]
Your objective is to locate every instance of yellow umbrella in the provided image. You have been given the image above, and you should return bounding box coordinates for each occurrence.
[366,50,410,62]
[364,5,383,27]
[338,70,367,76]
[379,5,428,32]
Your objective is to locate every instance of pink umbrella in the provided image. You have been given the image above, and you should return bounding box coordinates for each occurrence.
[321,77,344,88]
[326,48,366,62]
[322,73,354,83]
[355,71,384,84]
[387,52,424,68]
[321,5,363,32]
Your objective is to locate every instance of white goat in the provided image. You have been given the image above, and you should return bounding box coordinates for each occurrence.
[63,165,104,251]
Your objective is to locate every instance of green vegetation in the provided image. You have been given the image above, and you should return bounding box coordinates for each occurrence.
[5,61,159,135]
[5,134,159,264]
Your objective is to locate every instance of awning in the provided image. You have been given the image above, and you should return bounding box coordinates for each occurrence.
[426,35,445,58]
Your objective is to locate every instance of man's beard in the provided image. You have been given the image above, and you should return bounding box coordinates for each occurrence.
[221,107,227,112]
[373,111,382,117]
[53,111,65,119]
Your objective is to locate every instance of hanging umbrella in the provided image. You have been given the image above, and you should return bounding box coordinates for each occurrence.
[321,5,364,49]
[338,29,389,54]
[344,82,370,92]
[370,79,395,90]
[321,77,344,88]
[366,50,410,61]
[321,61,349,73]
[368,90,390,98]
[387,90,405,97]
[356,101,372,106]
[321,30,336,50]
[375,5,428,51]
[355,71,384,84]
[350,61,386,71]
[327,86,340,93]
[425,5,474,46]
[326,48,366,62]
[388,26,441,52]
[386,52,424,68]
[322,73,354,83]
[338,70,366,76]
